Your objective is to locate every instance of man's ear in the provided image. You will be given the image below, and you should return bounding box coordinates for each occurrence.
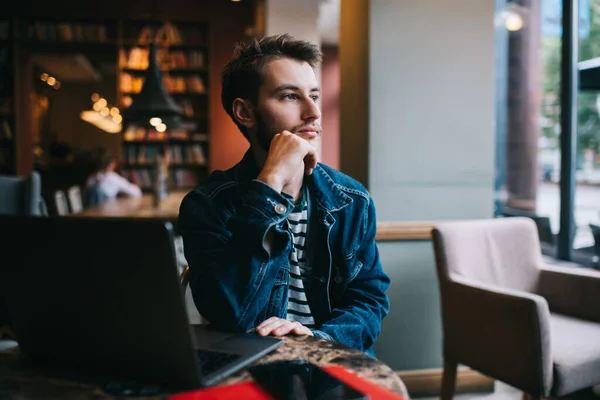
[232,98,256,129]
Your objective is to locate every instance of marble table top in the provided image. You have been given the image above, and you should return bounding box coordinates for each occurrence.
[0,335,408,399]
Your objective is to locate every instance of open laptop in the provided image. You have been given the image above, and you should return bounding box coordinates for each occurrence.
[0,215,281,393]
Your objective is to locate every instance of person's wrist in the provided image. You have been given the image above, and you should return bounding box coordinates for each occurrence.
[257,169,285,193]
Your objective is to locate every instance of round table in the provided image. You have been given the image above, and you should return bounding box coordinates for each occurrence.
[0,335,408,399]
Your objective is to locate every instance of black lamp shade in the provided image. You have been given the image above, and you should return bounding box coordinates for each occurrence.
[122,43,184,129]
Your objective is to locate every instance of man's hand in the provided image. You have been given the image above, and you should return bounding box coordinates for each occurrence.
[256,317,314,337]
[256,131,318,194]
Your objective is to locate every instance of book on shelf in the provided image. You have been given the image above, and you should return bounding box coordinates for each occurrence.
[124,168,198,190]
[125,169,153,188]
[123,142,206,166]
[171,169,197,188]
[26,21,108,42]
[123,126,203,142]
[162,76,186,93]
[120,47,149,69]
[155,22,183,46]
[120,47,205,70]
[161,75,206,94]
[168,51,188,68]
[187,76,206,93]
[189,144,207,165]
[120,73,144,93]
[169,129,189,140]
[136,22,184,47]
[189,51,205,68]
[191,133,208,142]
[123,127,168,141]
[168,144,206,165]
[120,72,205,95]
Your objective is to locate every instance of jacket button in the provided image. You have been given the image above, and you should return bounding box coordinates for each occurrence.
[274,204,287,215]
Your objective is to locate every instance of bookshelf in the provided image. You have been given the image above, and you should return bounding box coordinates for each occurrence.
[118,20,210,192]
[1,17,211,181]
[0,19,15,175]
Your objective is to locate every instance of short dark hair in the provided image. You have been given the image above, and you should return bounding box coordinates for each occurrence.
[221,34,322,138]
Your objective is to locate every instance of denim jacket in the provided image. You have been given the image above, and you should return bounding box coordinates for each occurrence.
[178,151,390,355]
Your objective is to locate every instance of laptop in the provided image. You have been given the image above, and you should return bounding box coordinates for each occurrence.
[0,215,281,393]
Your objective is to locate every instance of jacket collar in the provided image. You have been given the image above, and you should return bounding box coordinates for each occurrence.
[233,149,352,213]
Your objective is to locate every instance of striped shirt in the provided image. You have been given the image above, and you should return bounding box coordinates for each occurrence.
[286,190,316,328]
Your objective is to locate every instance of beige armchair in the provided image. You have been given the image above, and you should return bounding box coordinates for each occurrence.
[432,217,600,399]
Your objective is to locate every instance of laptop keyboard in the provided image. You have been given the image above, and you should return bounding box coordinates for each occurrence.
[196,349,242,376]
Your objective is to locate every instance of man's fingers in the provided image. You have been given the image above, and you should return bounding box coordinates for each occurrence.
[258,320,287,336]
[292,325,313,336]
[256,319,313,337]
[257,316,280,330]
[272,321,299,337]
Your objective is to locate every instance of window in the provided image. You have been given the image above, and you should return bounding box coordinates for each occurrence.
[494,0,600,269]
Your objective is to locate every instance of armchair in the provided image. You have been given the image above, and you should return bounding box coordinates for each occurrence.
[432,217,600,399]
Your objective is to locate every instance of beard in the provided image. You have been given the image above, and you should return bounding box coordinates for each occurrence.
[254,110,280,152]
[253,110,322,153]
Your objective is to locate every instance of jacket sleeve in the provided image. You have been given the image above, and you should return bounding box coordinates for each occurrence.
[178,180,293,332]
[312,198,390,352]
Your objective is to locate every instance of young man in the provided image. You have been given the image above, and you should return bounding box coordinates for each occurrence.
[178,34,390,355]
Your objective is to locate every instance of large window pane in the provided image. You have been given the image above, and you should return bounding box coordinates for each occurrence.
[495,0,562,256]
[574,0,600,267]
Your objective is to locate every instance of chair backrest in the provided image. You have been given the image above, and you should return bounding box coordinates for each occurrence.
[54,190,70,216]
[432,217,542,293]
[0,172,43,216]
[67,185,84,214]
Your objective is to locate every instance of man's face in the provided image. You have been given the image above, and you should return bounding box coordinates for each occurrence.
[250,58,322,154]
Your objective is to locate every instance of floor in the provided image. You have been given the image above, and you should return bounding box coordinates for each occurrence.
[415,381,600,400]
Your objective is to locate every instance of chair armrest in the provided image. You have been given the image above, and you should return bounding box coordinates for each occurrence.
[538,264,600,322]
[442,276,552,396]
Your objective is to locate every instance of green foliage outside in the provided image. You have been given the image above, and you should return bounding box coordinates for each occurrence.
[542,0,600,156]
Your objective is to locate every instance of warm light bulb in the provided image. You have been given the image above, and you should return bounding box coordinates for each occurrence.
[40,73,48,81]
[121,96,133,108]
[93,102,102,111]
[505,12,524,31]
[110,107,120,116]
[91,93,100,102]
[53,81,61,89]
[156,123,167,132]
[100,108,110,116]
[113,114,123,124]
[150,117,162,126]
[97,98,107,108]
[47,76,56,86]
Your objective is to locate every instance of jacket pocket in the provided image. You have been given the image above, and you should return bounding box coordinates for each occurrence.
[333,254,363,285]
[264,265,289,319]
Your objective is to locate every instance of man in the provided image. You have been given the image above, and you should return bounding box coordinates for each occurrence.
[178,34,390,355]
